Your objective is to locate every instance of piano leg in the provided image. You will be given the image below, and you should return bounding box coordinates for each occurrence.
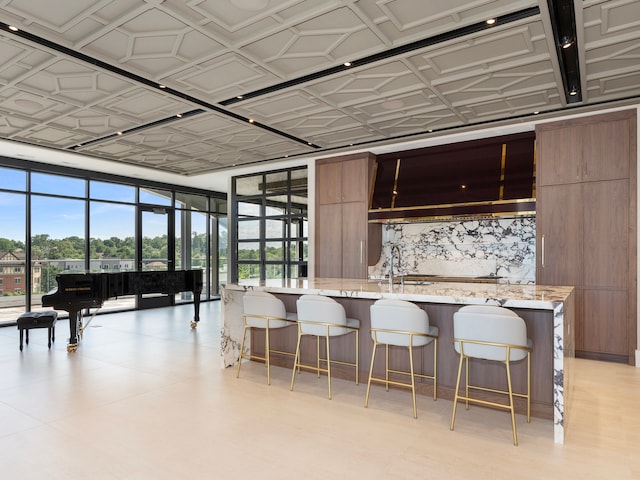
[67,308,81,353]
[190,289,202,329]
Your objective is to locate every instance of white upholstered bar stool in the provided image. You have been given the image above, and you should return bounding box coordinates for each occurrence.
[365,299,438,419]
[290,295,360,399]
[237,290,297,385]
[450,305,532,446]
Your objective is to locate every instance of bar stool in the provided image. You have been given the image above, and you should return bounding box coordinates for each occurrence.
[237,290,297,385]
[365,299,438,418]
[450,305,532,446]
[290,295,360,399]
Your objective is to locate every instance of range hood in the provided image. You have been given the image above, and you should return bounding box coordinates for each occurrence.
[369,132,536,222]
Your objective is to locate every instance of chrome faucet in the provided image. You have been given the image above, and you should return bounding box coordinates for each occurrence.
[389,244,401,287]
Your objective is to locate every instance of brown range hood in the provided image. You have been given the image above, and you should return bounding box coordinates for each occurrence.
[369,132,536,222]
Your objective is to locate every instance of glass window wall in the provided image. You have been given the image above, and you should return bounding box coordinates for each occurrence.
[0,191,26,318]
[30,195,86,315]
[231,166,307,282]
[0,161,226,325]
[90,200,137,312]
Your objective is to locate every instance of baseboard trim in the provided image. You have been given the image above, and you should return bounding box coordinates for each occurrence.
[575,350,629,364]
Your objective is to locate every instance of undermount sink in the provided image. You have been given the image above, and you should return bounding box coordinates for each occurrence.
[369,273,503,285]
[397,274,503,284]
[398,279,434,285]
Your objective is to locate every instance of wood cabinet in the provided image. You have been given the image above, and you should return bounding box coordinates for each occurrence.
[536,110,636,363]
[315,153,381,278]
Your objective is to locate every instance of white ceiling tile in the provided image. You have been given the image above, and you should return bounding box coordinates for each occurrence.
[0,1,638,175]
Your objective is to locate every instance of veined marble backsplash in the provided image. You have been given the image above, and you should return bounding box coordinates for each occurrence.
[369,216,536,284]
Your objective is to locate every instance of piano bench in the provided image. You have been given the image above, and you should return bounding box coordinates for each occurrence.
[17,311,58,351]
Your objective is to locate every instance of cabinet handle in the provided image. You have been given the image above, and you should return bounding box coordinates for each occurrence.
[360,241,364,264]
[541,234,545,267]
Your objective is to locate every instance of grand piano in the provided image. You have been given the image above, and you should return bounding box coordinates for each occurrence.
[42,269,203,352]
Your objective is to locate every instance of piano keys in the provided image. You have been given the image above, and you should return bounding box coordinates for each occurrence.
[42,270,203,352]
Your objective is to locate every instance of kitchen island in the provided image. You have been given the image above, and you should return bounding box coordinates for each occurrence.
[221,277,574,443]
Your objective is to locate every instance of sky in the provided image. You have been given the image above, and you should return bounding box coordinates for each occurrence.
[0,167,227,246]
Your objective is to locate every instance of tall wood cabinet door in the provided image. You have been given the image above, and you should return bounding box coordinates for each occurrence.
[316,203,343,277]
[341,201,368,278]
[340,158,367,203]
[536,125,583,186]
[317,162,343,205]
[583,119,630,182]
[582,289,628,355]
[582,180,629,289]
[536,183,582,286]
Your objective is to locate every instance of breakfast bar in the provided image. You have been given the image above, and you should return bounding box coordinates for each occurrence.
[221,277,575,444]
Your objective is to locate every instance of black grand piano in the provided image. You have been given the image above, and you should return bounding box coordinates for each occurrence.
[42,269,203,352]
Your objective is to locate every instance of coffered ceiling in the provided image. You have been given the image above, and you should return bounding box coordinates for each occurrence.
[0,0,639,177]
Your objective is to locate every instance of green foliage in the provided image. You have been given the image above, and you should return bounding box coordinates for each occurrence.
[0,234,208,261]
[40,264,63,293]
[0,238,24,252]
[90,236,135,259]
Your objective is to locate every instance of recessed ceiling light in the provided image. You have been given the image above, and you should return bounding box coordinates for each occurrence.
[344,62,352,67]
[236,95,243,99]
[560,36,573,49]
[230,0,269,11]
[533,111,540,115]
[8,25,19,32]
[159,84,166,89]
[248,118,254,123]
[176,113,182,118]
[569,86,578,96]
[117,131,123,135]
[486,18,496,25]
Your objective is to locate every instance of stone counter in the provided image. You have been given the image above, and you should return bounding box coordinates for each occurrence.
[221,277,574,443]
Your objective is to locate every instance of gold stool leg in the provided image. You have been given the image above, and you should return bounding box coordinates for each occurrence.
[505,356,518,446]
[265,326,271,385]
[527,351,531,423]
[326,334,332,400]
[385,344,390,391]
[432,339,438,400]
[316,335,321,378]
[354,330,359,385]
[450,351,465,431]
[464,356,470,410]
[236,324,248,379]
[409,343,417,419]
[364,341,378,408]
[290,326,303,391]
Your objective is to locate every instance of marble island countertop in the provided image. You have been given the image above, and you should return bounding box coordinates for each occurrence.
[222,277,574,310]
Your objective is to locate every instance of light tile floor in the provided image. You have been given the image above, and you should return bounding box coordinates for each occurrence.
[0,301,638,479]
